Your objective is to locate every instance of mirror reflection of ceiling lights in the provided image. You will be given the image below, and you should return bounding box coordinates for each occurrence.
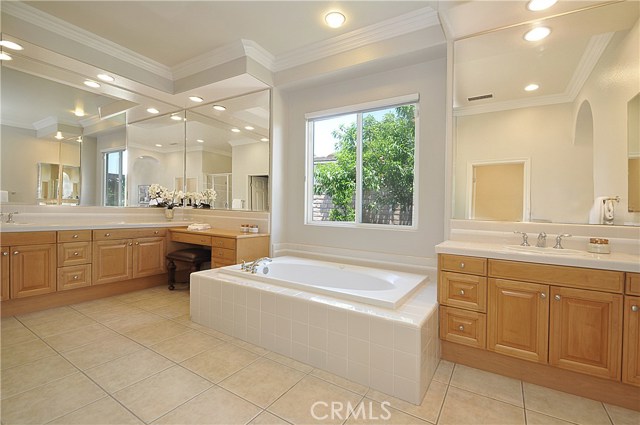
[0,39,23,60]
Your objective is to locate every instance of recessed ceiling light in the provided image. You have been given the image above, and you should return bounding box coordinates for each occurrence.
[231,128,241,133]
[0,52,11,61]
[84,80,101,88]
[244,126,255,131]
[155,144,163,147]
[325,11,346,28]
[74,108,85,117]
[170,114,182,121]
[524,27,551,42]
[0,40,23,50]
[213,104,226,111]
[97,73,114,82]
[196,139,204,143]
[77,136,83,143]
[260,138,269,142]
[147,108,160,114]
[189,96,204,103]
[55,131,64,140]
[525,83,540,92]
[527,0,557,11]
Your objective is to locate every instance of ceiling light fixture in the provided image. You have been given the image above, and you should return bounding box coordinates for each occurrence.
[170,114,182,121]
[147,107,159,114]
[525,83,540,91]
[84,80,101,88]
[74,109,85,117]
[155,144,163,147]
[196,139,204,143]
[55,131,64,140]
[260,138,269,142]
[77,136,83,143]
[231,128,241,133]
[0,40,23,50]
[189,96,204,103]
[0,51,12,61]
[97,73,114,82]
[213,104,226,111]
[325,11,346,28]
[526,0,557,11]
[244,126,255,131]
[524,26,551,42]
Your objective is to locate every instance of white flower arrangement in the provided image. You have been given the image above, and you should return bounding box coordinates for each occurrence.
[202,188,217,205]
[148,184,184,209]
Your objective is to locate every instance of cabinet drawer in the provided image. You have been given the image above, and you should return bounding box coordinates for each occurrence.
[211,237,236,250]
[57,264,91,291]
[57,230,92,243]
[211,247,236,261]
[171,232,212,246]
[57,242,91,267]
[439,254,487,276]
[489,259,624,293]
[93,228,166,241]
[1,231,56,246]
[213,258,236,268]
[438,271,487,312]
[439,306,486,349]
[627,273,640,296]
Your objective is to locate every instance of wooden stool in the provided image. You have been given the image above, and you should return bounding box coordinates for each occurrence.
[166,248,211,290]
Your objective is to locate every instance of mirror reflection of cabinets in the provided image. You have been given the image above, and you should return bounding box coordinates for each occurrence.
[452,2,639,226]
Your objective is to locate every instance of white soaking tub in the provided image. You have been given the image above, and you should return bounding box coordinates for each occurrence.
[190,256,439,405]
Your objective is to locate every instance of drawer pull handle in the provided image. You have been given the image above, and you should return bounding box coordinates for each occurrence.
[459,289,465,296]
[554,295,561,301]
[632,305,639,312]
[459,262,465,269]
[105,233,111,237]
[540,293,546,299]
[73,275,79,280]
[74,252,79,256]
[458,325,464,331]
[73,234,79,238]
[13,251,19,255]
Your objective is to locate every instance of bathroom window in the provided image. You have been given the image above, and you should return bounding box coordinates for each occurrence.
[306,95,418,227]
[103,149,127,206]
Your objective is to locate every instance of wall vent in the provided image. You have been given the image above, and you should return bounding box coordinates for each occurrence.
[468,94,493,102]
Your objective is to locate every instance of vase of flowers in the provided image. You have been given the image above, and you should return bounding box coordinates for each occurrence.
[202,188,217,208]
[164,206,175,220]
[148,184,184,219]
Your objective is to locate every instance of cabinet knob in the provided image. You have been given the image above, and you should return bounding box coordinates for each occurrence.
[74,252,79,256]
[135,242,139,245]
[554,295,561,301]
[459,289,465,296]
[632,305,639,312]
[459,262,465,269]
[73,234,79,238]
[105,233,111,237]
[154,231,159,234]
[128,242,133,246]
[73,275,79,280]
[13,251,19,255]
[540,293,546,299]
[2,251,8,256]
[458,325,464,331]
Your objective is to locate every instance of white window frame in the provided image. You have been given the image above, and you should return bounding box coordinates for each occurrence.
[305,94,419,229]
[102,147,127,207]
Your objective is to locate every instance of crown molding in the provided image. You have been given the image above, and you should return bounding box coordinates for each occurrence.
[0,119,34,130]
[31,116,58,131]
[454,32,614,117]
[3,1,173,80]
[272,7,440,72]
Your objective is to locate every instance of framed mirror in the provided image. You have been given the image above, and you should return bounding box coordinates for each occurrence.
[452,2,639,225]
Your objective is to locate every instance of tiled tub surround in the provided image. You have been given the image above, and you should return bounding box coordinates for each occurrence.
[190,261,439,405]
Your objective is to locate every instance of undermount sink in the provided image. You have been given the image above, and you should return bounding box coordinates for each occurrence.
[504,245,583,255]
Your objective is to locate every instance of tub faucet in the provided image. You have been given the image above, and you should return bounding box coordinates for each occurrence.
[536,232,547,248]
[249,257,272,274]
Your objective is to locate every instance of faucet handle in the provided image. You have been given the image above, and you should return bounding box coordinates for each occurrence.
[554,234,572,249]
[514,231,530,246]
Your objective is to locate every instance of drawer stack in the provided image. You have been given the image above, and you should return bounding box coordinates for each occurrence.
[57,230,92,291]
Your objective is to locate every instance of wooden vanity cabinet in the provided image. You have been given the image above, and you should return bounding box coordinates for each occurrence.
[488,278,549,363]
[1,247,9,301]
[1,232,57,299]
[623,273,640,387]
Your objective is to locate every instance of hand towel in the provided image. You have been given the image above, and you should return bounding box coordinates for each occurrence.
[588,196,607,224]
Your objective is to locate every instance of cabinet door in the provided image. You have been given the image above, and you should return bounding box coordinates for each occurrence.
[488,278,549,363]
[549,286,623,380]
[1,246,10,301]
[10,244,56,298]
[132,237,166,278]
[92,239,132,285]
[622,296,640,386]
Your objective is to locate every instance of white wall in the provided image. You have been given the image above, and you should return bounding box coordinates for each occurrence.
[275,59,447,264]
[231,142,269,209]
[454,103,594,224]
[574,19,640,225]
[80,136,97,206]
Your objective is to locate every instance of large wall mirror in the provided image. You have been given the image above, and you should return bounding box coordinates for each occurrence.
[452,1,639,226]
[1,59,270,211]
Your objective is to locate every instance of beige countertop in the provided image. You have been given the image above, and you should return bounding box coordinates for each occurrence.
[169,227,269,239]
[436,240,640,273]
[0,221,191,233]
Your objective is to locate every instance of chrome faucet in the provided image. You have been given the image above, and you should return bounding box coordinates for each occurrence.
[514,231,530,246]
[553,234,572,249]
[248,257,272,274]
[6,211,18,223]
[536,232,547,248]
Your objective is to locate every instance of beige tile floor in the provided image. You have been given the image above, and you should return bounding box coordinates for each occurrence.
[1,286,639,425]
